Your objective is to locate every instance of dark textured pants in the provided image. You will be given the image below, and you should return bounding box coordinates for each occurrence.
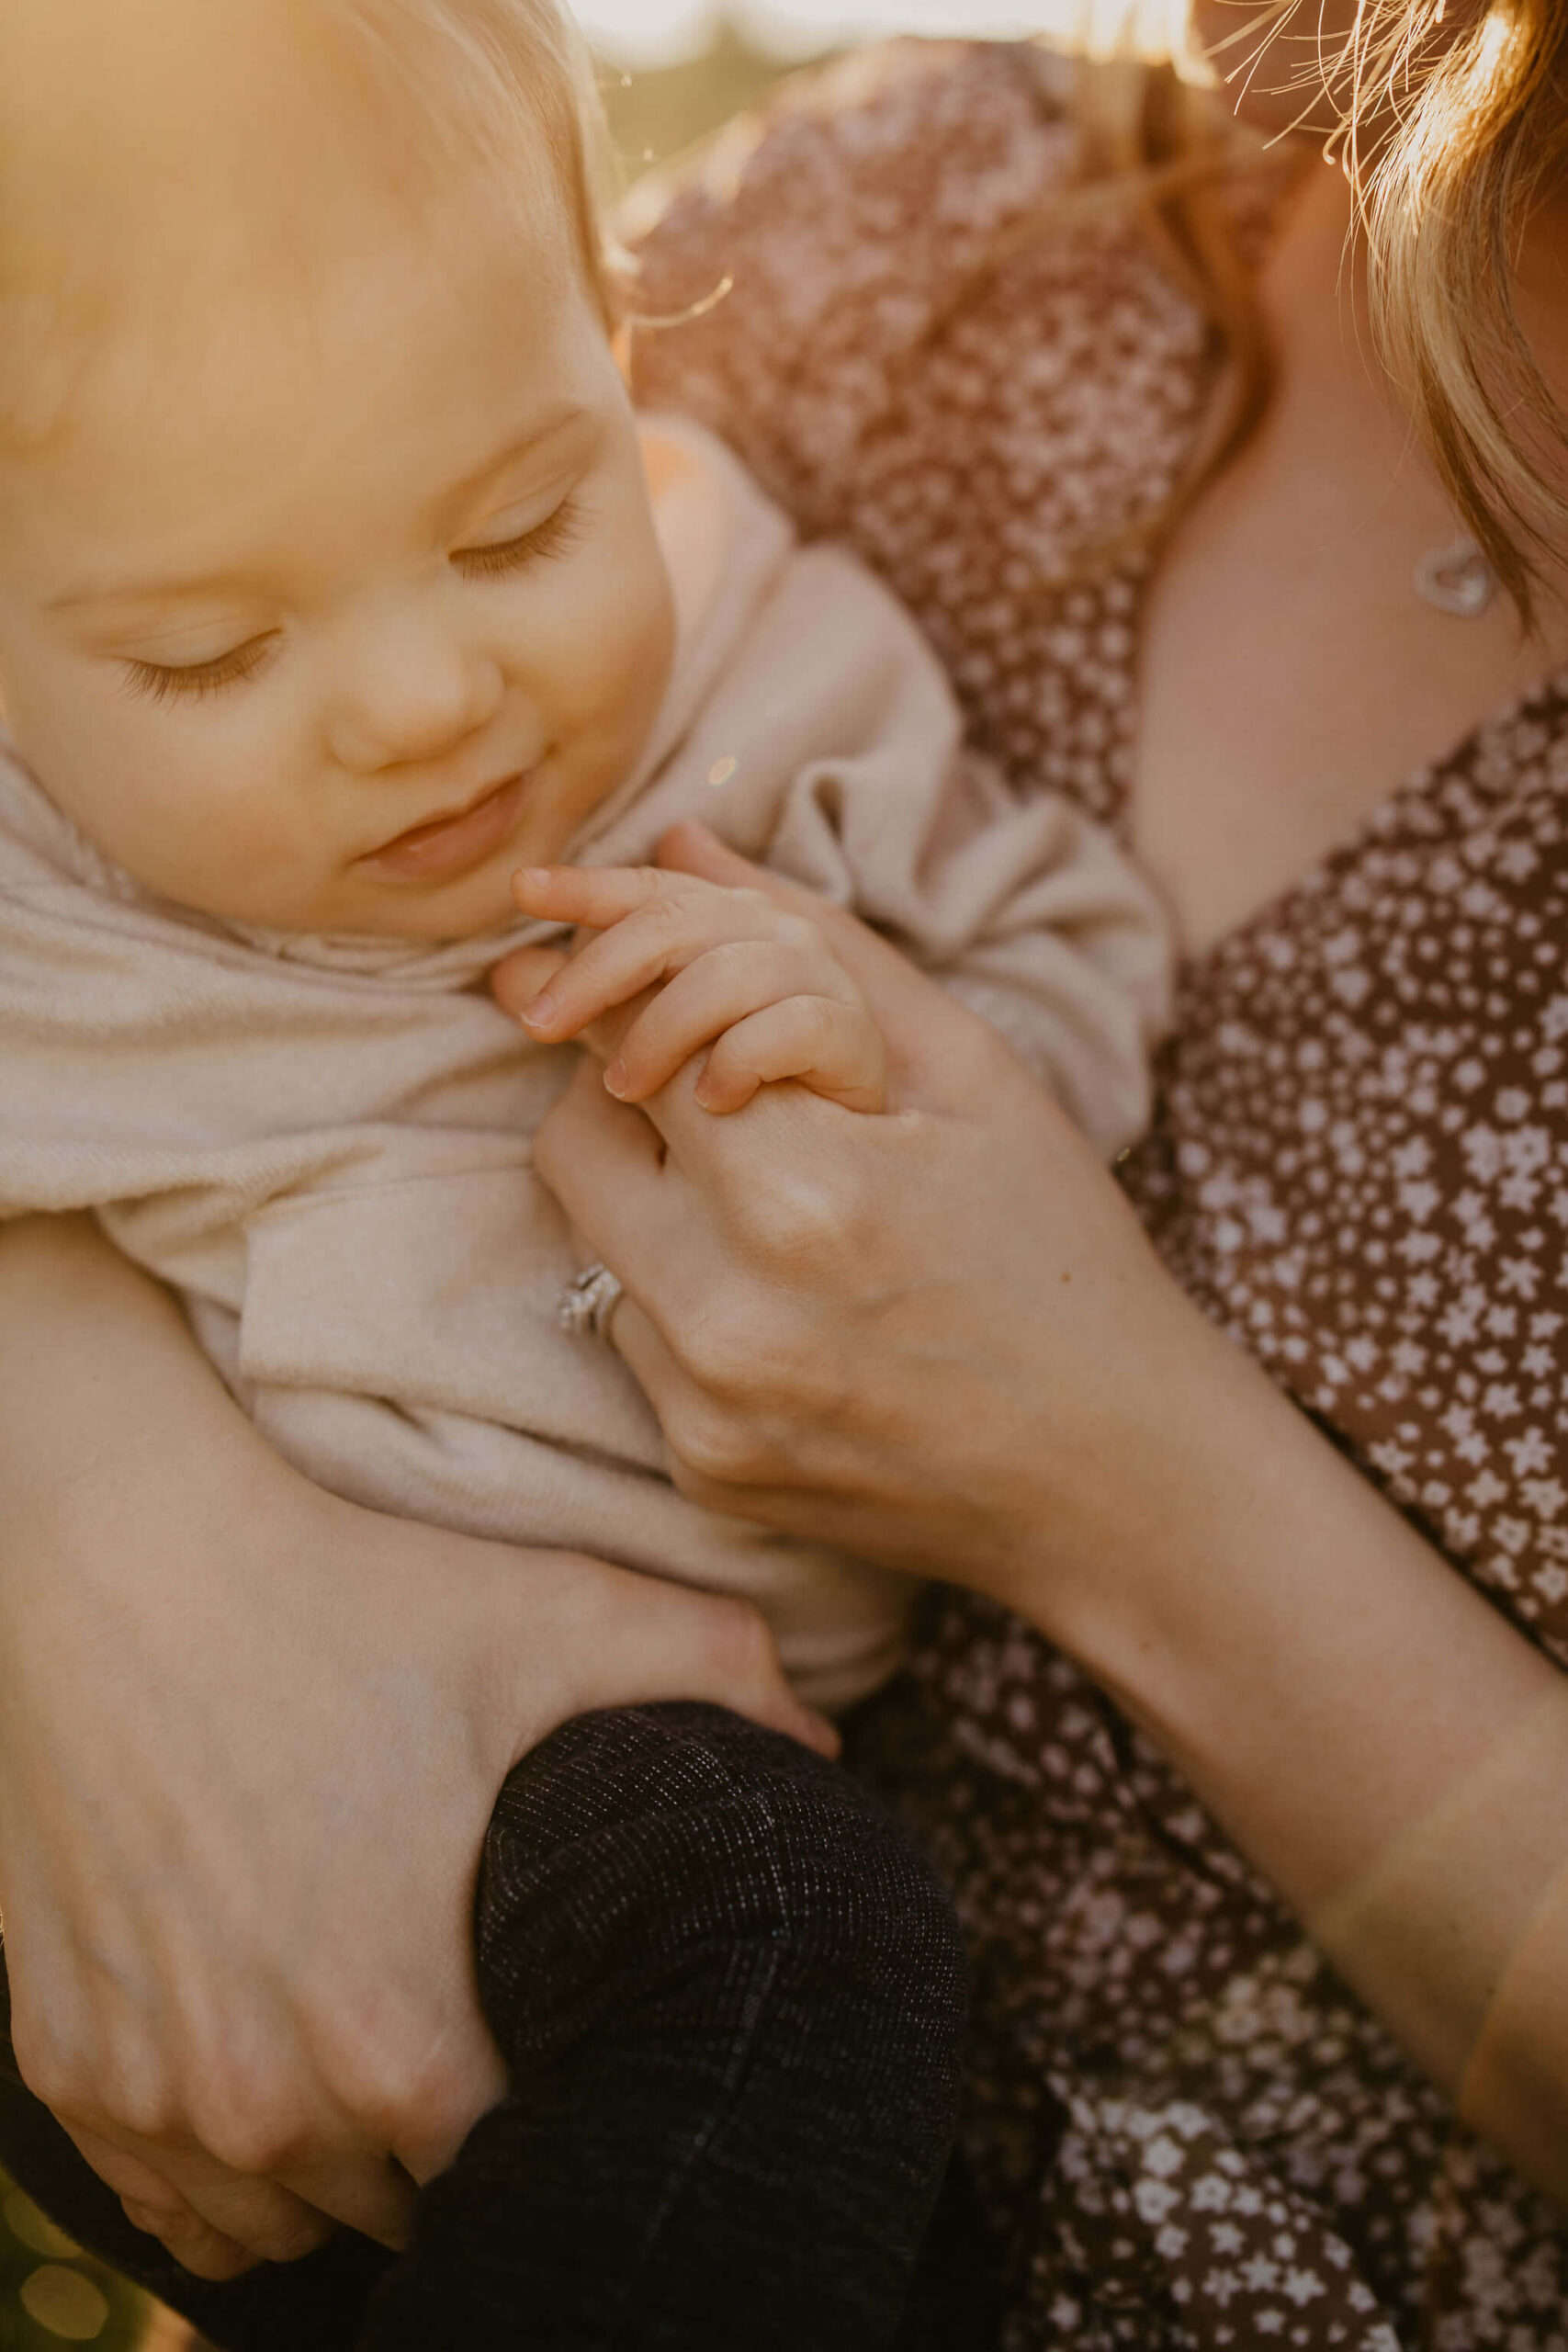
[0,1703,987,2350]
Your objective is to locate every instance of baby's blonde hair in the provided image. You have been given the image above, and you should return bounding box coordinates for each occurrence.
[0,0,622,448]
[334,0,621,322]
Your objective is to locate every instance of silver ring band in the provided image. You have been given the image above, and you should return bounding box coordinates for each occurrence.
[558,1261,626,1344]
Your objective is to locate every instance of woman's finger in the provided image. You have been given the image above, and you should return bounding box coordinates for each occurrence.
[131,2208,259,2282]
[599,1294,872,1555]
[603,943,865,1104]
[63,2124,262,2281]
[179,2143,404,2260]
[538,1053,778,1238]
[694,997,888,1115]
[101,2122,349,2267]
[535,1057,671,1208]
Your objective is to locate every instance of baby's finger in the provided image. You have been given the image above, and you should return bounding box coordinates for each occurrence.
[512,864,690,933]
[491,944,570,1023]
[695,998,889,1115]
[604,942,863,1104]
[519,889,829,1049]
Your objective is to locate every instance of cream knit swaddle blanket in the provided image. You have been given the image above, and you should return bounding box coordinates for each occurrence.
[0,420,1170,1709]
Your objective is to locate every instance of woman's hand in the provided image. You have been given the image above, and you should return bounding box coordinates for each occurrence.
[497,823,1201,1622]
[0,1216,828,2283]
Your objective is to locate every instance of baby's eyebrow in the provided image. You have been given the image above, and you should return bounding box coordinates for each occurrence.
[49,560,273,617]
[48,401,592,615]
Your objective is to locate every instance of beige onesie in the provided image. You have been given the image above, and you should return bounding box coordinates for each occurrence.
[0,418,1170,1709]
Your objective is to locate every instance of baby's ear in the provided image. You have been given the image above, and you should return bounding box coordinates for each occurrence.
[611,321,635,383]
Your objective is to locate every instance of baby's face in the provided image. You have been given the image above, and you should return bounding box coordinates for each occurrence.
[0,163,675,940]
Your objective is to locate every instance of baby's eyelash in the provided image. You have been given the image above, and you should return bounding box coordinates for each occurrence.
[453,496,587,582]
[123,637,276,707]
[117,498,587,707]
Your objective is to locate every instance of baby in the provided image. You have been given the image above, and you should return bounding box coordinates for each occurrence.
[0,1,1170,2341]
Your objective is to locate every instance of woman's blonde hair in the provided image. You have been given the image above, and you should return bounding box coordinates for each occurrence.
[1047,0,1568,624]
[355,1,1567,618]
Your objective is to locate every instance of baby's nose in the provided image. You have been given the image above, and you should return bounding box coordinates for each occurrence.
[327,622,505,773]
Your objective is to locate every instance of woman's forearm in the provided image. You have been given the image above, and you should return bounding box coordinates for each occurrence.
[0,1213,824,2273]
[0,1215,275,1566]
[1055,1314,1568,2209]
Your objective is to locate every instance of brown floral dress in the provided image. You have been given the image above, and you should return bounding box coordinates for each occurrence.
[626,37,1568,2351]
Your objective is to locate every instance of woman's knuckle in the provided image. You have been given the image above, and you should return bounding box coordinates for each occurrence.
[766,910,816,956]
[265,2213,335,2267]
[666,1452,728,1510]
[188,2084,303,2178]
[6,2014,83,2116]
[203,2117,297,2179]
[321,1993,464,2138]
[681,1306,764,1402]
[121,2190,186,2233]
[165,2225,253,2283]
[667,1392,761,1486]
[737,1170,845,1262]
[381,2058,473,2151]
[96,2044,182,2144]
[355,2052,450,2143]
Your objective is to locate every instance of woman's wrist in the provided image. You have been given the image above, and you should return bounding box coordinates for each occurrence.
[961,1244,1258,1659]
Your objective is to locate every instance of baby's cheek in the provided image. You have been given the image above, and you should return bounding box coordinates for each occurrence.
[600,543,678,741]
[36,702,314,926]
[548,549,674,764]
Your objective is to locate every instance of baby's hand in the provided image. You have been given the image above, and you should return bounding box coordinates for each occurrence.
[509,865,888,1115]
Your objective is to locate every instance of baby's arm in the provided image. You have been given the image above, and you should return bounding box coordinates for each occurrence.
[511,865,888,1115]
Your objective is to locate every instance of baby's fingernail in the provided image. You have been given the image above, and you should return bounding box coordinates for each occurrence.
[513,867,554,899]
[520,990,558,1031]
[604,1061,628,1098]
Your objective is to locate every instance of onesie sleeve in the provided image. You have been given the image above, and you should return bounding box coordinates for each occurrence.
[875,753,1170,1159]
[776,736,1169,1162]
[714,540,1171,1162]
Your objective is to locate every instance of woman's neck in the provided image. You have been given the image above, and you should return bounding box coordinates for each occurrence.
[1129,142,1568,959]
[1268,147,1568,608]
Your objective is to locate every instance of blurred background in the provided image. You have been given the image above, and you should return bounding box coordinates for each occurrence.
[2,2,1133,2346]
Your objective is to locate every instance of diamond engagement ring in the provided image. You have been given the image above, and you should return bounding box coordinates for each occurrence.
[558,1261,626,1343]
